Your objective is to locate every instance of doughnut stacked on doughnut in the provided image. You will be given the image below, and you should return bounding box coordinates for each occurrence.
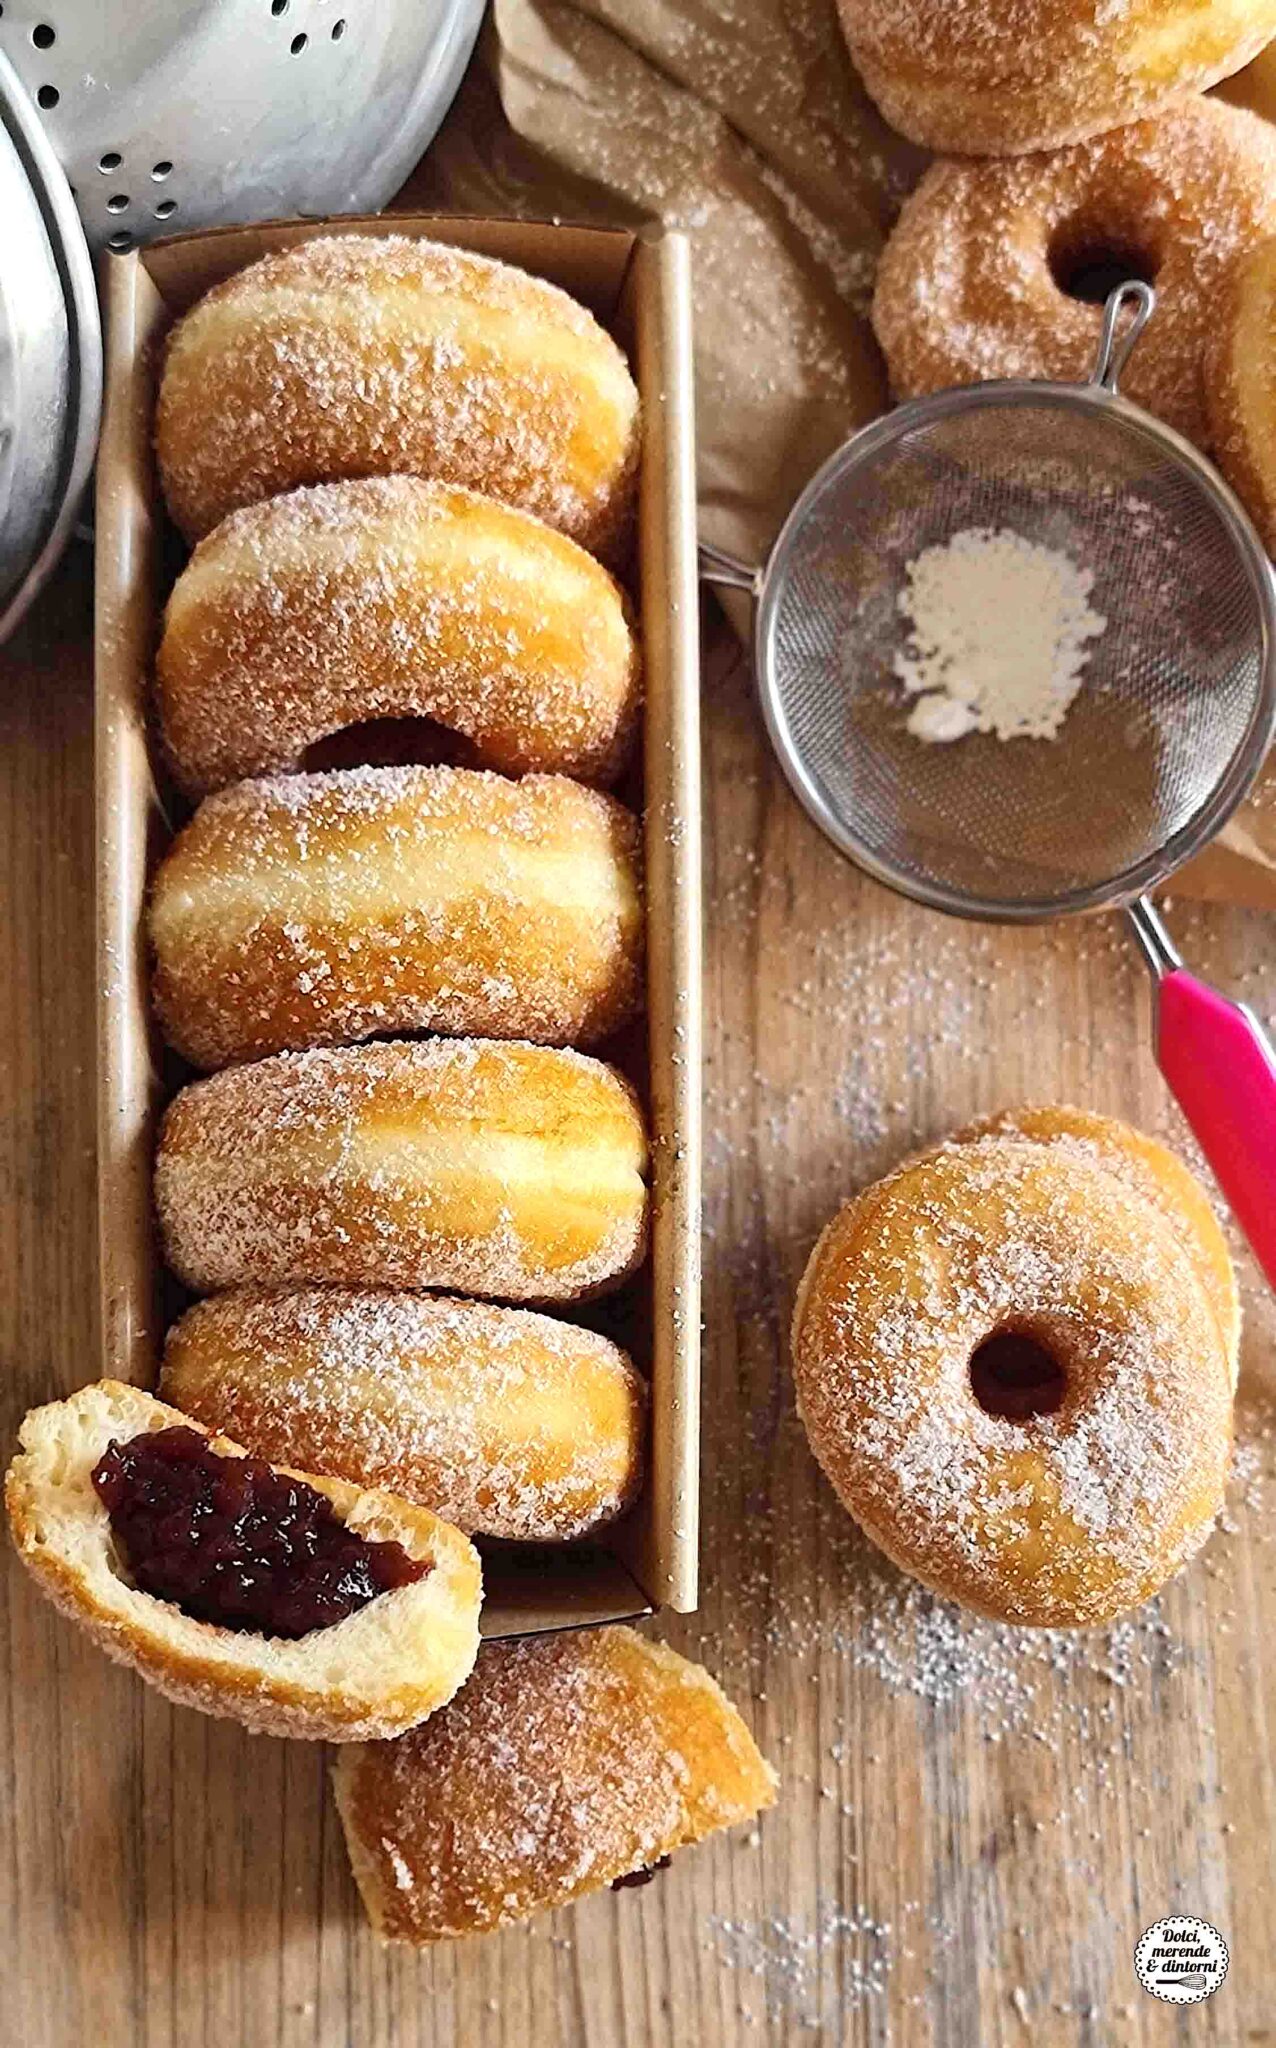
[138,233,655,1589]
[840,0,1276,156]
[872,98,1276,450]
[791,1110,1235,1627]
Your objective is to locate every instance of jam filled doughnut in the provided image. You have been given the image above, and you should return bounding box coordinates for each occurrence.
[956,1106,1239,1383]
[160,1288,646,1544]
[155,477,641,798]
[5,1380,482,1740]
[156,233,640,556]
[840,0,1276,156]
[334,1627,777,1943]
[791,1137,1233,1627]
[873,99,1276,450]
[155,1039,649,1304]
[1206,233,1276,555]
[150,765,644,1069]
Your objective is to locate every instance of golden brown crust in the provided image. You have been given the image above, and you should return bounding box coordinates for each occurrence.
[4,1380,482,1740]
[155,1038,650,1303]
[791,1138,1233,1628]
[155,233,640,555]
[872,100,1276,450]
[333,1627,777,1943]
[840,0,1276,155]
[149,765,645,1069]
[1205,232,1276,556]
[160,1288,646,1543]
[155,477,641,798]
[954,1105,1240,1383]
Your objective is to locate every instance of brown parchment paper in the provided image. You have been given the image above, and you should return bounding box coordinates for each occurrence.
[402,4,1276,907]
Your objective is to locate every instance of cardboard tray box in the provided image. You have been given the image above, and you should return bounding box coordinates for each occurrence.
[94,215,701,1633]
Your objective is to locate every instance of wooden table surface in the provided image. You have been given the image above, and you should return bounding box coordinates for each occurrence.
[2,552,1274,2048]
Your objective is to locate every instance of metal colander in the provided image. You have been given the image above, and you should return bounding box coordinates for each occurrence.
[0,0,485,253]
[706,283,1276,923]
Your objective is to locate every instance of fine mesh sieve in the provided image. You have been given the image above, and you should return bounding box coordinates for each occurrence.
[744,285,1276,922]
[702,284,1276,1290]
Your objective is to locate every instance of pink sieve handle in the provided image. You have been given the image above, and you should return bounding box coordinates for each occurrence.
[1155,968,1276,1291]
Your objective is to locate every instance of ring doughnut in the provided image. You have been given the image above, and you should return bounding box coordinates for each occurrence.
[155,1039,649,1303]
[149,765,644,1069]
[155,477,640,798]
[791,1136,1233,1626]
[1206,232,1276,554]
[160,1287,646,1544]
[839,0,1276,156]
[155,233,640,557]
[334,1627,777,1943]
[955,1105,1239,1382]
[5,1379,482,1741]
[872,100,1276,449]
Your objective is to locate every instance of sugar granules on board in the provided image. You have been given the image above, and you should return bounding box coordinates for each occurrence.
[892,525,1107,743]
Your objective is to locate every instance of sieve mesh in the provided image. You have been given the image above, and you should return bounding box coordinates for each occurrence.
[757,386,1276,918]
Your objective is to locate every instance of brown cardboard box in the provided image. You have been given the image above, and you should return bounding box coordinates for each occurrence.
[94,215,701,1632]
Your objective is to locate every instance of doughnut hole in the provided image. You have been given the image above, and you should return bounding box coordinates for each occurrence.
[1048,221,1159,307]
[969,1325,1067,1422]
[302,716,481,774]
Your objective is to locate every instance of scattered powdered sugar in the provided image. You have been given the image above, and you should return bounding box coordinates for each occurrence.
[893,526,1106,742]
[709,1901,893,2023]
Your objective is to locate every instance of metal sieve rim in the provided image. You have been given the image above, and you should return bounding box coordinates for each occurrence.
[753,379,1276,924]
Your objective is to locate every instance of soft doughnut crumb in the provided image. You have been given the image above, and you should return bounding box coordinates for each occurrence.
[5,1380,482,1741]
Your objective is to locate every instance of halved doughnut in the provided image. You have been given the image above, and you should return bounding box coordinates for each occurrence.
[5,1380,482,1740]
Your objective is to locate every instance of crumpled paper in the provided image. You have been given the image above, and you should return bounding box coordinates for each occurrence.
[404,5,1276,906]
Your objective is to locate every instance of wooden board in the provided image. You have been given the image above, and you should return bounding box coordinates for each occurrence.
[2,556,1274,2045]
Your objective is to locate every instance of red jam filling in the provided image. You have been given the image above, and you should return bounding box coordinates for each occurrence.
[611,1855,671,1890]
[91,1425,427,1638]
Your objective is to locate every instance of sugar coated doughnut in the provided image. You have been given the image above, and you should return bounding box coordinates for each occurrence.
[156,233,640,555]
[956,1106,1239,1383]
[840,0,1276,155]
[155,477,640,798]
[5,1380,482,1741]
[334,1627,777,1943]
[160,1288,646,1544]
[1206,232,1276,554]
[791,1137,1232,1626]
[155,1039,649,1304]
[150,765,644,1069]
[873,100,1276,449]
